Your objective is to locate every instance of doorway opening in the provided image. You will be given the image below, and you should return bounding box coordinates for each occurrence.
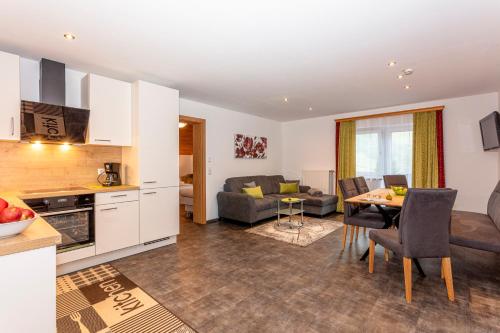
[179,115,206,225]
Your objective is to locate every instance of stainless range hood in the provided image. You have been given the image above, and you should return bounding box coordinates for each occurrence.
[21,59,90,144]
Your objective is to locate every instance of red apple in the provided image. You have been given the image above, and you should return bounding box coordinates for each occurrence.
[0,198,7,212]
[0,206,22,223]
[21,208,35,220]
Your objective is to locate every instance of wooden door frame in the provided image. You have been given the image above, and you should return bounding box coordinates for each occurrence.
[179,115,206,224]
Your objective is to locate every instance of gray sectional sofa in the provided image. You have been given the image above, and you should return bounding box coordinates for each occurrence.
[217,175,338,224]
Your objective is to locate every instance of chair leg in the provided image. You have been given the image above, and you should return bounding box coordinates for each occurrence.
[369,240,375,273]
[342,224,348,250]
[403,257,412,304]
[355,226,359,240]
[441,260,444,279]
[442,257,455,301]
[349,225,355,245]
[384,248,389,262]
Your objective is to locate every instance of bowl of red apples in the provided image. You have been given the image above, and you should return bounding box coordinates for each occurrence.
[0,198,38,239]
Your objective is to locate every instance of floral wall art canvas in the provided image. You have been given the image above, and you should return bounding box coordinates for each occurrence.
[234,134,268,159]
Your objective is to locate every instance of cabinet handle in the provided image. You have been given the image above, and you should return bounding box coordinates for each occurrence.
[10,117,14,136]
[111,194,127,198]
[100,207,118,211]
[143,181,157,184]
[95,139,111,142]
[143,192,157,195]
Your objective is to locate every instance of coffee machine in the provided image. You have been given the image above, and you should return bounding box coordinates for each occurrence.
[102,162,122,186]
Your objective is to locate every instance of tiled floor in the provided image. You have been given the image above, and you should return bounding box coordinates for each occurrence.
[112,212,500,333]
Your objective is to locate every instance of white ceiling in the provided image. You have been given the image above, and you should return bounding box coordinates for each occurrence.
[1,0,500,121]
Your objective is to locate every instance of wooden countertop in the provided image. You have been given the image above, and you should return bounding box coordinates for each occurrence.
[16,184,140,200]
[0,185,139,257]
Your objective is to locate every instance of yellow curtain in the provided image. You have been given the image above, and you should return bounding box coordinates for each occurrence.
[412,112,438,188]
[337,121,356,213]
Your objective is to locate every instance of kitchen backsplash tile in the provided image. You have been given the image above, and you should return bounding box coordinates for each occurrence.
[0,142,122,190]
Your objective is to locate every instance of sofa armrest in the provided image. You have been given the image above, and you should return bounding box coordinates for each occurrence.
[217,192,257,223]
[299,185,311,193]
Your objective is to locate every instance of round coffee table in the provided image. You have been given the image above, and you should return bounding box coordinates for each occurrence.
[276,197,305,229]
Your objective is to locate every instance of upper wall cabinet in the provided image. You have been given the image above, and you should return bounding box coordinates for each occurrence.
[84,74,132,146]
[0,51,20,141]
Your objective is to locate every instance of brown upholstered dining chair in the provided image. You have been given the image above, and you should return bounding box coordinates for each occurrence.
[338,178,386,249]
[368,188,458,303]
[383,175,408,188]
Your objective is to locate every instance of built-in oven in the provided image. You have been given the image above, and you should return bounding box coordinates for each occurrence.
[24,194,95,253]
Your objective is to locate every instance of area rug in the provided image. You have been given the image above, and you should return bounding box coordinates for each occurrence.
[245,215,344,247]
[56,264,195,333]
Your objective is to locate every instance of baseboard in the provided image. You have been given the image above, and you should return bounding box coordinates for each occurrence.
[56,236,177,276]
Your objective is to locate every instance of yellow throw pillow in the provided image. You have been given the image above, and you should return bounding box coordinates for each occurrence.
[242,186,264,199]
[280,182,299,194]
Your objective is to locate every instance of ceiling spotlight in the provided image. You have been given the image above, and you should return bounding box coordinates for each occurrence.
[404,85,411,90]
[403,68,414,76]
[398,74,404,79]
[388,61,397,67]
[284,97,288,103]
[308,107,313,111]
[178,122,187,128]
[63,33,76,40]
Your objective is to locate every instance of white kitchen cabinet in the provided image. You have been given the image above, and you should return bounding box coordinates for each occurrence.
[140,187,179,243]
[95,201,139,254]
[85,73,132,146]
[123,80,179,188]
[0,51,20,141]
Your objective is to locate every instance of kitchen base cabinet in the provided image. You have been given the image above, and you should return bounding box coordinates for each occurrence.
[140,187,179,244]
[95,201,139,255]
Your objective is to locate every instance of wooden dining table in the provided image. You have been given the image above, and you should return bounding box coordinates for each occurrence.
[344,188,426,276]
[345,188,404,208]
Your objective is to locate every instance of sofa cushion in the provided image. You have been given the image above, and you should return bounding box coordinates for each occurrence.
[295,193,338,207]
[258,175,285,194]
[254,197,277,211]
[487,180,500,231]
[450,210,500,253]
[242,186,264,199]
[279,182,299,194]
[224,176,263,193]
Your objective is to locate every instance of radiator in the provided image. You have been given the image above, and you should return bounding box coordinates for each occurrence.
[301,170,335,195]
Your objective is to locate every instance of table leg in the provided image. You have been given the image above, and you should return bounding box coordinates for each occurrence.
[300,201,304,226]
[277,200,280,226]
[414,259,426,277]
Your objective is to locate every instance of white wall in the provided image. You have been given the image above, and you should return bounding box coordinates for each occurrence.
[179,155,193,177]
[282,93,499,213]
[180,99,282,220]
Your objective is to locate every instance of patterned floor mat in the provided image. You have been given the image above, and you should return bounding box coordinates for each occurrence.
[56,264,195,333]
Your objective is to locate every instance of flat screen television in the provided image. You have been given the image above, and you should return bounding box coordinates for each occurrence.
[479,111,500,151]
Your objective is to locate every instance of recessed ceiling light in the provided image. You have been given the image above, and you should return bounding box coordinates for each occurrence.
[308,107,313,111]
[403,68,414,75]
[63,33,76,40]
[398,74,404,79]
[388,61,397,67]
[404,85,411,90]
[284,97,288,103]
[178,122,187,128]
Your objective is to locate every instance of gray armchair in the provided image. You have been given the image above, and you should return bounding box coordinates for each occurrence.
[338,178,386,249]
[383,174,408,188]
[368,188,458,303]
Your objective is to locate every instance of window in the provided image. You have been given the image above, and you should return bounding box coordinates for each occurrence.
[356,115,413,187]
